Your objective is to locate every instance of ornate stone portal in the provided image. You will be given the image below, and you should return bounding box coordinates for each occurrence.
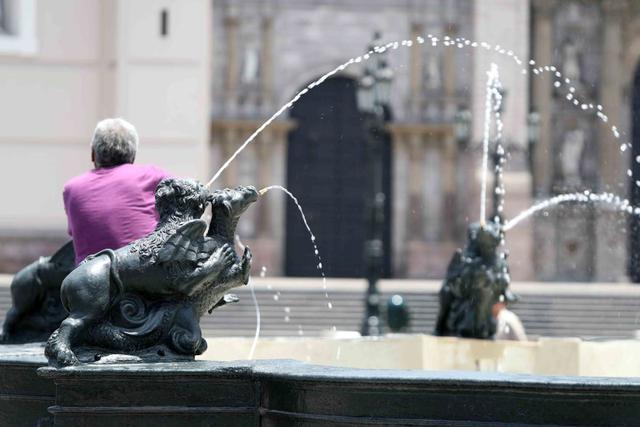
[434,221,513,339]
[0,242,74,344]
[44,178,258,367]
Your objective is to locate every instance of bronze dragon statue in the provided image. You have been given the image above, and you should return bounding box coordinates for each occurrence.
[45,178,258,366]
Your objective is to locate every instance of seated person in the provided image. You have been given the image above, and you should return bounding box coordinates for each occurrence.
[64,118,170,265]
[492,294,527,341]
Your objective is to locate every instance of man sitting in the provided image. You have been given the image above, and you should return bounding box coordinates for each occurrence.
[64,118,169,265]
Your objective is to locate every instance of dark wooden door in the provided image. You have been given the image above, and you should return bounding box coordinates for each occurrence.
[285,77,392,278]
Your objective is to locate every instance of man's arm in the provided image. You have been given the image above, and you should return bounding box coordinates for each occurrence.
[62,186,73,237]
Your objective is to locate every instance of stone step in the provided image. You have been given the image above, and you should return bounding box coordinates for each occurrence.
[0,278,639,339]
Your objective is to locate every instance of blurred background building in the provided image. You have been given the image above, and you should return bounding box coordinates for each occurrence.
[0,0,636,284]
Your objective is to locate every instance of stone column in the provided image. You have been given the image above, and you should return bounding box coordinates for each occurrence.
[224,16,240,113]
[406,133,428,278]
[530,0,556,280]
[256,130,273,238]
[530,0,555,198]
[441,129,457,240]
[595,0,628,281]
[442,25,457,119]
[391,131,410,275]
[409,22,424,120]
[269,125,288,275]
[221,126,239,189]
[260,16,274,111]
[598,1,625,192]
[406,134,425,239]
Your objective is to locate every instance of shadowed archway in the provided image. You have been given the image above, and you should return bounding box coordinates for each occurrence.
[285,76,392,278]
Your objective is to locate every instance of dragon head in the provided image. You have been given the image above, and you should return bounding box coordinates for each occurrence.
[155,178,210,221]
[208,186,259,241]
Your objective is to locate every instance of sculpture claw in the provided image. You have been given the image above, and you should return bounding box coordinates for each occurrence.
[241,247,252,284]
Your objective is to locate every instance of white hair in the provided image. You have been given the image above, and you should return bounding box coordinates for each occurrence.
[91,118,139,167]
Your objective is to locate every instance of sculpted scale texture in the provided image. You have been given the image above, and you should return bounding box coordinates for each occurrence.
[44,178,257,367]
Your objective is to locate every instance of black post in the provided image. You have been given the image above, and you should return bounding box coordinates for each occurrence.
[361,112,385,336]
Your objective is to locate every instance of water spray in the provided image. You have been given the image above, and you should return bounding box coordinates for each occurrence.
[206,33,632,194]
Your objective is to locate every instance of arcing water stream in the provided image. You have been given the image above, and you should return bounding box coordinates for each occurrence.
[207,31,638,237]
[207,33,633,191]
[504,191,640,231]
[259,185,332,308]
[215,32,640,351]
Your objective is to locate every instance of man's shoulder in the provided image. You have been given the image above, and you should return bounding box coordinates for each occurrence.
[126,164,169,179]
[63,170,95,193]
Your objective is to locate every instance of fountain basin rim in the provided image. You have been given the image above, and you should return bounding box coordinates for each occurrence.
[37,359,640,390]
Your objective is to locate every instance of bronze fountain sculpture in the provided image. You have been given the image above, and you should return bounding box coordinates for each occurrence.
[434,221,513,339]
[44,178,257,366]
[434,137,516,339]
[0,242,74,344]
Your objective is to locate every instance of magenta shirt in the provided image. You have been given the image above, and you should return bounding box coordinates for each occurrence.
[63,164,169,265]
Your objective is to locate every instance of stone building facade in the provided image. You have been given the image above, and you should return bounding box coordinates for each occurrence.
[4,0,632,283]
[210,0,532,279]
[530,0,640,282]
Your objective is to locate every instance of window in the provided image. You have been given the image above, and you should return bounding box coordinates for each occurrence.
[0,0,37,55]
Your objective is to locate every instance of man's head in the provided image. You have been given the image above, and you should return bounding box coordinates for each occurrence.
[91,118,139,168]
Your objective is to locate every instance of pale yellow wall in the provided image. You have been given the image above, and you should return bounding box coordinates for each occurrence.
[0,0,212,232]
[116,0,212,182]
[0,0,103,231]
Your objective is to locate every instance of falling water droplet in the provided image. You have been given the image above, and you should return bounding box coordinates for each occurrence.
[327,302,333,309]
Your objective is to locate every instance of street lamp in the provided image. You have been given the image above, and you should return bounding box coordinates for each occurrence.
[357,69,376,115]
[375,58,393,117]
[454,108,471,148]
[357,32,393,337]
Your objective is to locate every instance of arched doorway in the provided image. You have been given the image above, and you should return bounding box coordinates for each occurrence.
[285,76,392,278]
[629,63,640,282]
